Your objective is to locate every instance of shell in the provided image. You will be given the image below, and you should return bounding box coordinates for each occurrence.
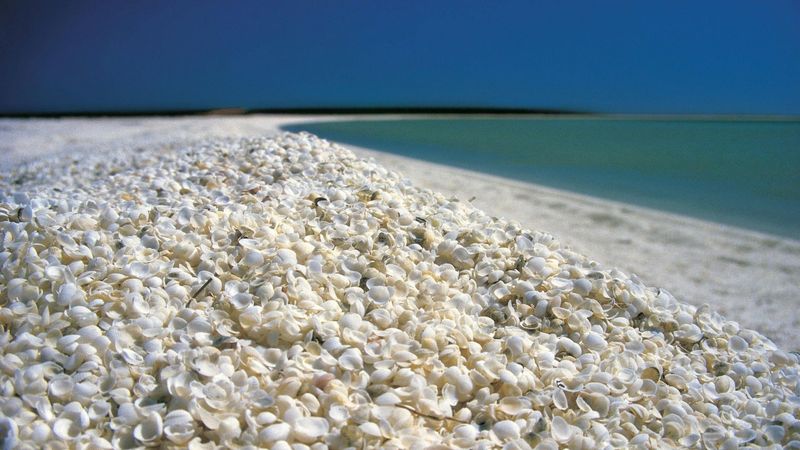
[552,388,569,410]
[729,335,748,352]
[121,348,144,365]
[133,413,163,443]
[243,250,264,266]
[259,423,291,444]
[0,417,18,448]
[375,392,402,406]
[367,286,391,305]
[230,292,253,310]
[216,417,241,442]
[48,376,75,399]
[641,366,662,382]
[359,422,382,438]
[583,331,607,351]
[52,418,80,440]
[328,405,349,423]
[551,416,572,443]
[338,348,363,371]
[492,420,520,440]
[292,417,329,443]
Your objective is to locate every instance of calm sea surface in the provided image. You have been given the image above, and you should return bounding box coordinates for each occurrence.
[283,118,800,239]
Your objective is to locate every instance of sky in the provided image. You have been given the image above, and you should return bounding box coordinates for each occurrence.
[1,1,799,115]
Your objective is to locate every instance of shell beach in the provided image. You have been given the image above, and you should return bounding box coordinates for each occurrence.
[0,132,798,448]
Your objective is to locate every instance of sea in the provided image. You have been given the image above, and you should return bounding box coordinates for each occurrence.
[283,117,800,239]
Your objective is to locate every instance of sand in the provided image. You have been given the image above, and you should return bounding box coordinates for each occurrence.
[2,115,798,349]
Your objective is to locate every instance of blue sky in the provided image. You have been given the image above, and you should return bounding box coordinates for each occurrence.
[1,1,798,115]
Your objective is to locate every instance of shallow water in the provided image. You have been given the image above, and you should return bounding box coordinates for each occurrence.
[283,117,800,239]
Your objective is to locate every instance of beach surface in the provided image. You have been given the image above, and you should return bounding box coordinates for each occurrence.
[2,114,799,349]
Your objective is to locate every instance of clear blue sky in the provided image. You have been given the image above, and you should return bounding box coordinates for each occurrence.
[1,1,798,115]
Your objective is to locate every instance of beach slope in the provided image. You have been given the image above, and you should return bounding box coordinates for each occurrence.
[2,131,798,448]
[2,115,798,349]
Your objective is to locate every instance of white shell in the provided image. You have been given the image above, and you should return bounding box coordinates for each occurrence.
[243,250,264,266]
[48,376,74,398]
[52,418,80,440]
[493,420,520,440]
[359,422,382,437]
[292,417,329,443]
[88,401,111,421]
[230,292,253,310]
[163,410,195,444]
[259,423,291,443]
[374,392,401,406]
[583,331,607,351]
[729,335,748,352]
[0,417,18,448]
[216,417,241,442]
[133,413,163,443]
[328,405,350,423]
[30,422,49,443]
[276,249,297,266]
[338,348,363,370]
[454,424,478,440]
[551,416,572,443]
[553,388,568,410]
[573,278,592,296]
[497,396,527,416]
[121,348,144,365]
[367,286,391,304]
[506,335,525,356]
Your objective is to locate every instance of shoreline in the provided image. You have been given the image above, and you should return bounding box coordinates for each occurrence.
[347,142,800,248]
[2,115,798,349]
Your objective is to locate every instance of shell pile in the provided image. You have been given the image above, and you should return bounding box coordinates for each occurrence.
[1,132,799,449]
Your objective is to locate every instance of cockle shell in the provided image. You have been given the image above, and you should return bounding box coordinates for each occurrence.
[492,420,520,440]
[52,418,80,440]
[551,416,573,443]
[338,348,363,371]
[0,418,18,449]
[133,413,163,443]
[292,417,329,443]
[259,423,291,444]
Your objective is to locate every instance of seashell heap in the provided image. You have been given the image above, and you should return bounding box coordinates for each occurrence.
[1,132,799,449]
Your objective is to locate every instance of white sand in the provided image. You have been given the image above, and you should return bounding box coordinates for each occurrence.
[2,115,799,349]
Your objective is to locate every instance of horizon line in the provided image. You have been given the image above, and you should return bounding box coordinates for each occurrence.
[1,106,798,121]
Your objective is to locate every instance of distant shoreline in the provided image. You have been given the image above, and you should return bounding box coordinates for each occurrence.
[2,107,798,122]
[0,106,585,118]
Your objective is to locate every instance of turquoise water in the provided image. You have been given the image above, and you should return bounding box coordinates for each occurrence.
[282,118,800,239]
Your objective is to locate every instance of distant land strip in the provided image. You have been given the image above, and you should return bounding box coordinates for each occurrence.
[0,106,586,118]
[2,107,798,121]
